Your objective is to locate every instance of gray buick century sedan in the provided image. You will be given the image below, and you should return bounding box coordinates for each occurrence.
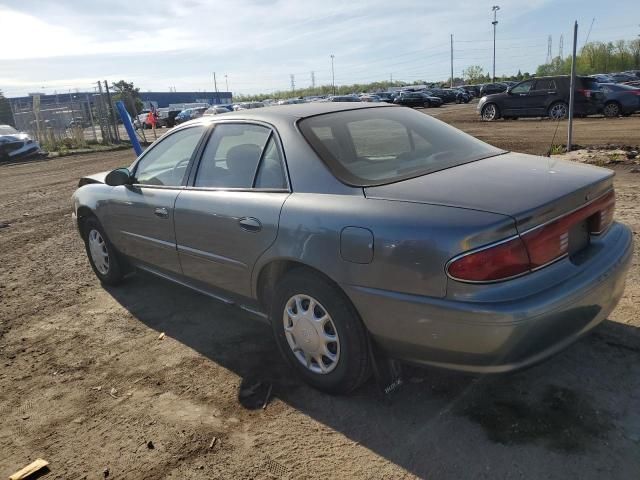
[72,103,633,393]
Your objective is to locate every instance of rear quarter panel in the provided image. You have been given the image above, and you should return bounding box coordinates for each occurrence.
[253,193,517,299]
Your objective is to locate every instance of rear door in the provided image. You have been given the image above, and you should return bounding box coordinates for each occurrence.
[528,78,558,114]
[173,122,290,299]
[107,125,207,274]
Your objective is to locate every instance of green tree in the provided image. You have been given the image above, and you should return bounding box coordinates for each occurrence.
[111,80,143,115]
[462,65,486,83]
[0,90,13,126]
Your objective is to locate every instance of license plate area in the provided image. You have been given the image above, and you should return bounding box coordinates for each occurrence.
[569,220,590,260]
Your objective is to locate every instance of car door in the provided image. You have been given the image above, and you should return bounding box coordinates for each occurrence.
[502,80,535,115]
[106,125,207,274]
[528,79,558,115]
[173,122,290,299]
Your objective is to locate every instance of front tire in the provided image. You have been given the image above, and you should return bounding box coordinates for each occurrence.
[481,103,500,121]
[82,217,124,285]
[270,270,371,394]
[423,101,431,108]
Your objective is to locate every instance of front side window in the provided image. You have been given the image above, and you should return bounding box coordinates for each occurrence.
[511,80,534,94]
[134,126,205,186]
[534,79,556,90]
[299,107,503,186]
[194,123,271,188]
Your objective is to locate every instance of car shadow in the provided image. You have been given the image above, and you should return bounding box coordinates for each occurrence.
[106,271,640,478]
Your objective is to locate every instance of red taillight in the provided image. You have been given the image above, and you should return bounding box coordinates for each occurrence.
[447,190,615,282]
[447,237,530,282]
[577,88,592,98]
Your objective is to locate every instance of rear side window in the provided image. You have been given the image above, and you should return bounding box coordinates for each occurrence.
[299,107,502,186]
[534,79,556,90]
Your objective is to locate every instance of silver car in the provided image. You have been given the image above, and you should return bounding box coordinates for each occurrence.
[0,125,41,160]
[72,103,633,393]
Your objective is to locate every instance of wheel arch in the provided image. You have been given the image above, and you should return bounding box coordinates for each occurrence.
[255,258,352,315]
[76,205,96,236]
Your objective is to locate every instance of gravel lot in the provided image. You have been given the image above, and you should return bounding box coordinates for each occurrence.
[1,103,639,479]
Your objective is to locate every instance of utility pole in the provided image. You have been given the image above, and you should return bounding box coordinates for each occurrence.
[290,74,295,92]
[213,72,220,104]
[559,34,564,59]
[311,71,316,89]
[330,54,336,95]
[224,74,229,92]
[104,80,119,143]
[546,35,553,64]
[390,73,393,83]
[492,5,500,82]
[450,34,454,87]
[567,21,578,152]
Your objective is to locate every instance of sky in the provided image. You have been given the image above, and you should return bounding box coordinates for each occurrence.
[0,0,638,97]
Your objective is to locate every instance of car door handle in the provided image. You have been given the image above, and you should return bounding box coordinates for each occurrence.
[238,217,262,232]
[154,207,169,218]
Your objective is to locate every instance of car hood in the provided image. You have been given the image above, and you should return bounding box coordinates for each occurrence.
[78,170,110,186]
[365,152,614,231]
[0,133,30,143]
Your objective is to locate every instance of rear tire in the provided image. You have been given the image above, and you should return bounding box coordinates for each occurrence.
[548,101,568,120]
[270,269,371,394]
[82,217,124,286]
[603,101,621,117]
[423,101,431,108]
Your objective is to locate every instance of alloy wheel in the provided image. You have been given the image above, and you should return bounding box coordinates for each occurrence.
[88,229,110,275]
[282,294,340,374]
[482,104,497,121]
[603,103,620,117]
[549,103,568,120]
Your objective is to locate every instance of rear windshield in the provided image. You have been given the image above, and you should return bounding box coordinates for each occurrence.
[298,106,503,186]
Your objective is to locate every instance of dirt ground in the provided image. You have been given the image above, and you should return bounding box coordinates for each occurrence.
[1,104,640,479]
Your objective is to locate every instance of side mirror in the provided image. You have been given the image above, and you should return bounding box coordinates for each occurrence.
[105,167,133,186]
[506,86,512,94]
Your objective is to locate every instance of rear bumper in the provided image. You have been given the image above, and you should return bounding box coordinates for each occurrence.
[345,222,633,373]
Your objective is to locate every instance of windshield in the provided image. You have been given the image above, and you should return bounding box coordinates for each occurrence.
[0,125,19,135]
[298,106,504,186]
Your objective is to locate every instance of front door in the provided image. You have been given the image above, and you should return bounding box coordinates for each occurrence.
[502,80,536,115]
[107,124,207,274]
[174,123,290,299]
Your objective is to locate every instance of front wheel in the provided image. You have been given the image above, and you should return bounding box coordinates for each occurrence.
[423,101,431,108]
[82,217,124,285]
[270,270,371,394]
[481,103,500,121]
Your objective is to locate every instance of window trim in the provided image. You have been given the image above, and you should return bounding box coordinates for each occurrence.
[129,124,209,189]
[186,120,291,193]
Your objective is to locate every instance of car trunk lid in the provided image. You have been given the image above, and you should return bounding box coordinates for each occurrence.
[364,152,614,232]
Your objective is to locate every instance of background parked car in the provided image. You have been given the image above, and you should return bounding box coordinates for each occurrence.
[478,75,602,121]
[609,73,637,84]
[175,107,208,125]
[327,95,361,102]
[425,88,458,104]
[590,74,615,84]
[359,94,382,102]
[393,92,442,108]
[233,102,266,110]
[0,124,41,160]
[376,92,397,103]
[203,106,231,116]
[479,83,509,96]
[599,83,640,117]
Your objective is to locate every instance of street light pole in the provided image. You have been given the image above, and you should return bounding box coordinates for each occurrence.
[492,5,500,82]
[330,54,336,95]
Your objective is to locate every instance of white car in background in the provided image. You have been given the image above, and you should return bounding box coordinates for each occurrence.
[0,125,41,160]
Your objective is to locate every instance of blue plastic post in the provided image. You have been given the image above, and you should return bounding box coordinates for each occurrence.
[115,101,143,156]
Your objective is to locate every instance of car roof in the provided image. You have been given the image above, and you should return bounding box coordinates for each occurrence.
[186,102,397,123]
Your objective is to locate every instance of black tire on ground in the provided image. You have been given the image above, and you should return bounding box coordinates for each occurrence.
[423,101,431,108]
[82,217,124,286]
[481,103,500,121]
[270,269,371,394]
[548,101,568,120]
[603,101,621,118]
